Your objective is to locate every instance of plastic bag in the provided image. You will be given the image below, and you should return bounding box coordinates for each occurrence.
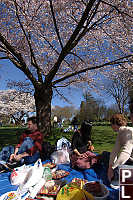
[29,178,46,198]
[10,159,43,187]
[50,149,70,165]
[22,159,44,189]
[56,137,71,151]
[10,164,31,185]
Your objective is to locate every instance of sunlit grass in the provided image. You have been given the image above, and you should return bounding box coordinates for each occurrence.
[0,126,117,153]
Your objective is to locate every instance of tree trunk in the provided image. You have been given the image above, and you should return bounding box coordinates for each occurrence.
[34,84,53,135]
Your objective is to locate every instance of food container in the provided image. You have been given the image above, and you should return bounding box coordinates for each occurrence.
[52,170,70,179]
[72,178,88,189]
[83,181,109,200]
[38,180,60,196]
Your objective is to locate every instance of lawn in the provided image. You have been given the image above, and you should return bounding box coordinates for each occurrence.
[0,127,25,151]
[91,126,116,153]
[0,126,117,153]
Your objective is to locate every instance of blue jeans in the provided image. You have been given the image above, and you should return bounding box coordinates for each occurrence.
[17,137,40,165]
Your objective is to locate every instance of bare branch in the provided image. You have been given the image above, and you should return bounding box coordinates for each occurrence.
[54,88,72,104]
[46,0,97,83]
[13,0,43,83]
[52,55,133,85]
[101,0,133,19]
[49,0,64,49]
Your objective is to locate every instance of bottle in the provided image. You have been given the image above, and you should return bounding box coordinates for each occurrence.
[43,167,52,181]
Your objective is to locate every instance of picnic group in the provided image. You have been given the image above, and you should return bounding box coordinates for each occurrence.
[0,100,133,200]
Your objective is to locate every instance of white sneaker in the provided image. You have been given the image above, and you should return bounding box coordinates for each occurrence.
[110,180,119,189]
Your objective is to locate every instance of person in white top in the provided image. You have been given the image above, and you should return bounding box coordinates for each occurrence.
[108,114,133,182]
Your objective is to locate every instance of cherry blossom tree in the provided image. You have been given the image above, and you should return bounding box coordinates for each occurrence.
[0,90,35,125]
[0,0,132,133]
[92,63,133,114]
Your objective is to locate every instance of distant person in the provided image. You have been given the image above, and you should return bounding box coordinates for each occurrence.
[71,117,79,131]
[70,121,98,169]
[8,116,43,167]
[53,116,58,128]
[0,121,2,127]
[108,114,133,182]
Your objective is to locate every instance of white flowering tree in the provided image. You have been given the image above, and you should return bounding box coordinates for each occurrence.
[0,90,35,125]
[0,0,132,133]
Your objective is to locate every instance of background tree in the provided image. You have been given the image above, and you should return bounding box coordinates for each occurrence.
[104,104,119,121]
[52,105,78,122]
[96,66,133,114]
[0,114,10,126]
[94,99,107,121]
[0,90,35,125]
[0,0,132,134]
[79,92,99,122]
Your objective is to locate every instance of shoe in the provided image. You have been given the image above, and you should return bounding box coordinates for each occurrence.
[0,163,9,173]
[6,161,21,169]
[110,180,119,189]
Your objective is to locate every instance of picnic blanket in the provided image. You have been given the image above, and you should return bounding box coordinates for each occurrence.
[0,160,119,199]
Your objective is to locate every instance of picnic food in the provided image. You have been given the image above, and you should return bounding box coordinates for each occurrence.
[83,181,104,197]
[35,195,54,200]
[72,178,88,189]
[52,170,69,179]
[1,192,18,200]
[42,163,56,169]
[56,182,94,200]
[38,181,60,196]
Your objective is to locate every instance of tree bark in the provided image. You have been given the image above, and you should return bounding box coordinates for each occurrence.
[34,84,53,135]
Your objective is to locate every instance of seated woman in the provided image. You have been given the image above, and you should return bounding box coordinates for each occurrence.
[70,121,98,169]
[108,114,133,182]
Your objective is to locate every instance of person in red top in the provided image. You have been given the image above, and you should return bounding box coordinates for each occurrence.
[9,116,43,165]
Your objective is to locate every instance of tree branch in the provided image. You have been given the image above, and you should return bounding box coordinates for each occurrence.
[63,0,97,53]
[45,0,97,83]
[13,0,43,83]
[101,0,133,19]
[54,88,72,104]
[52,54,133,85]
[49,0,64,49]
[0,32,26,66]
[73,8,114,47]
[40,33,75,71]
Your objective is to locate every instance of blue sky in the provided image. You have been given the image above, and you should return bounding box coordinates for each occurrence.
[0,60,115,109]
[0,60,84,109]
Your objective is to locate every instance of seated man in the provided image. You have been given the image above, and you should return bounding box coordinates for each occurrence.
[8,116,43,167]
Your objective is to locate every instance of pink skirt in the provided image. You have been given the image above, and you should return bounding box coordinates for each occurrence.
[70,151,98,169]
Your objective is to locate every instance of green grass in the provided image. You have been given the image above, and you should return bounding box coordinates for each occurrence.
[0,127,25,150]
[91,126,117,153]
[0,126,117,153]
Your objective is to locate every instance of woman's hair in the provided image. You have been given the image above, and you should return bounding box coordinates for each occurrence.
[110,114,127,126]
[80,121,92,141]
